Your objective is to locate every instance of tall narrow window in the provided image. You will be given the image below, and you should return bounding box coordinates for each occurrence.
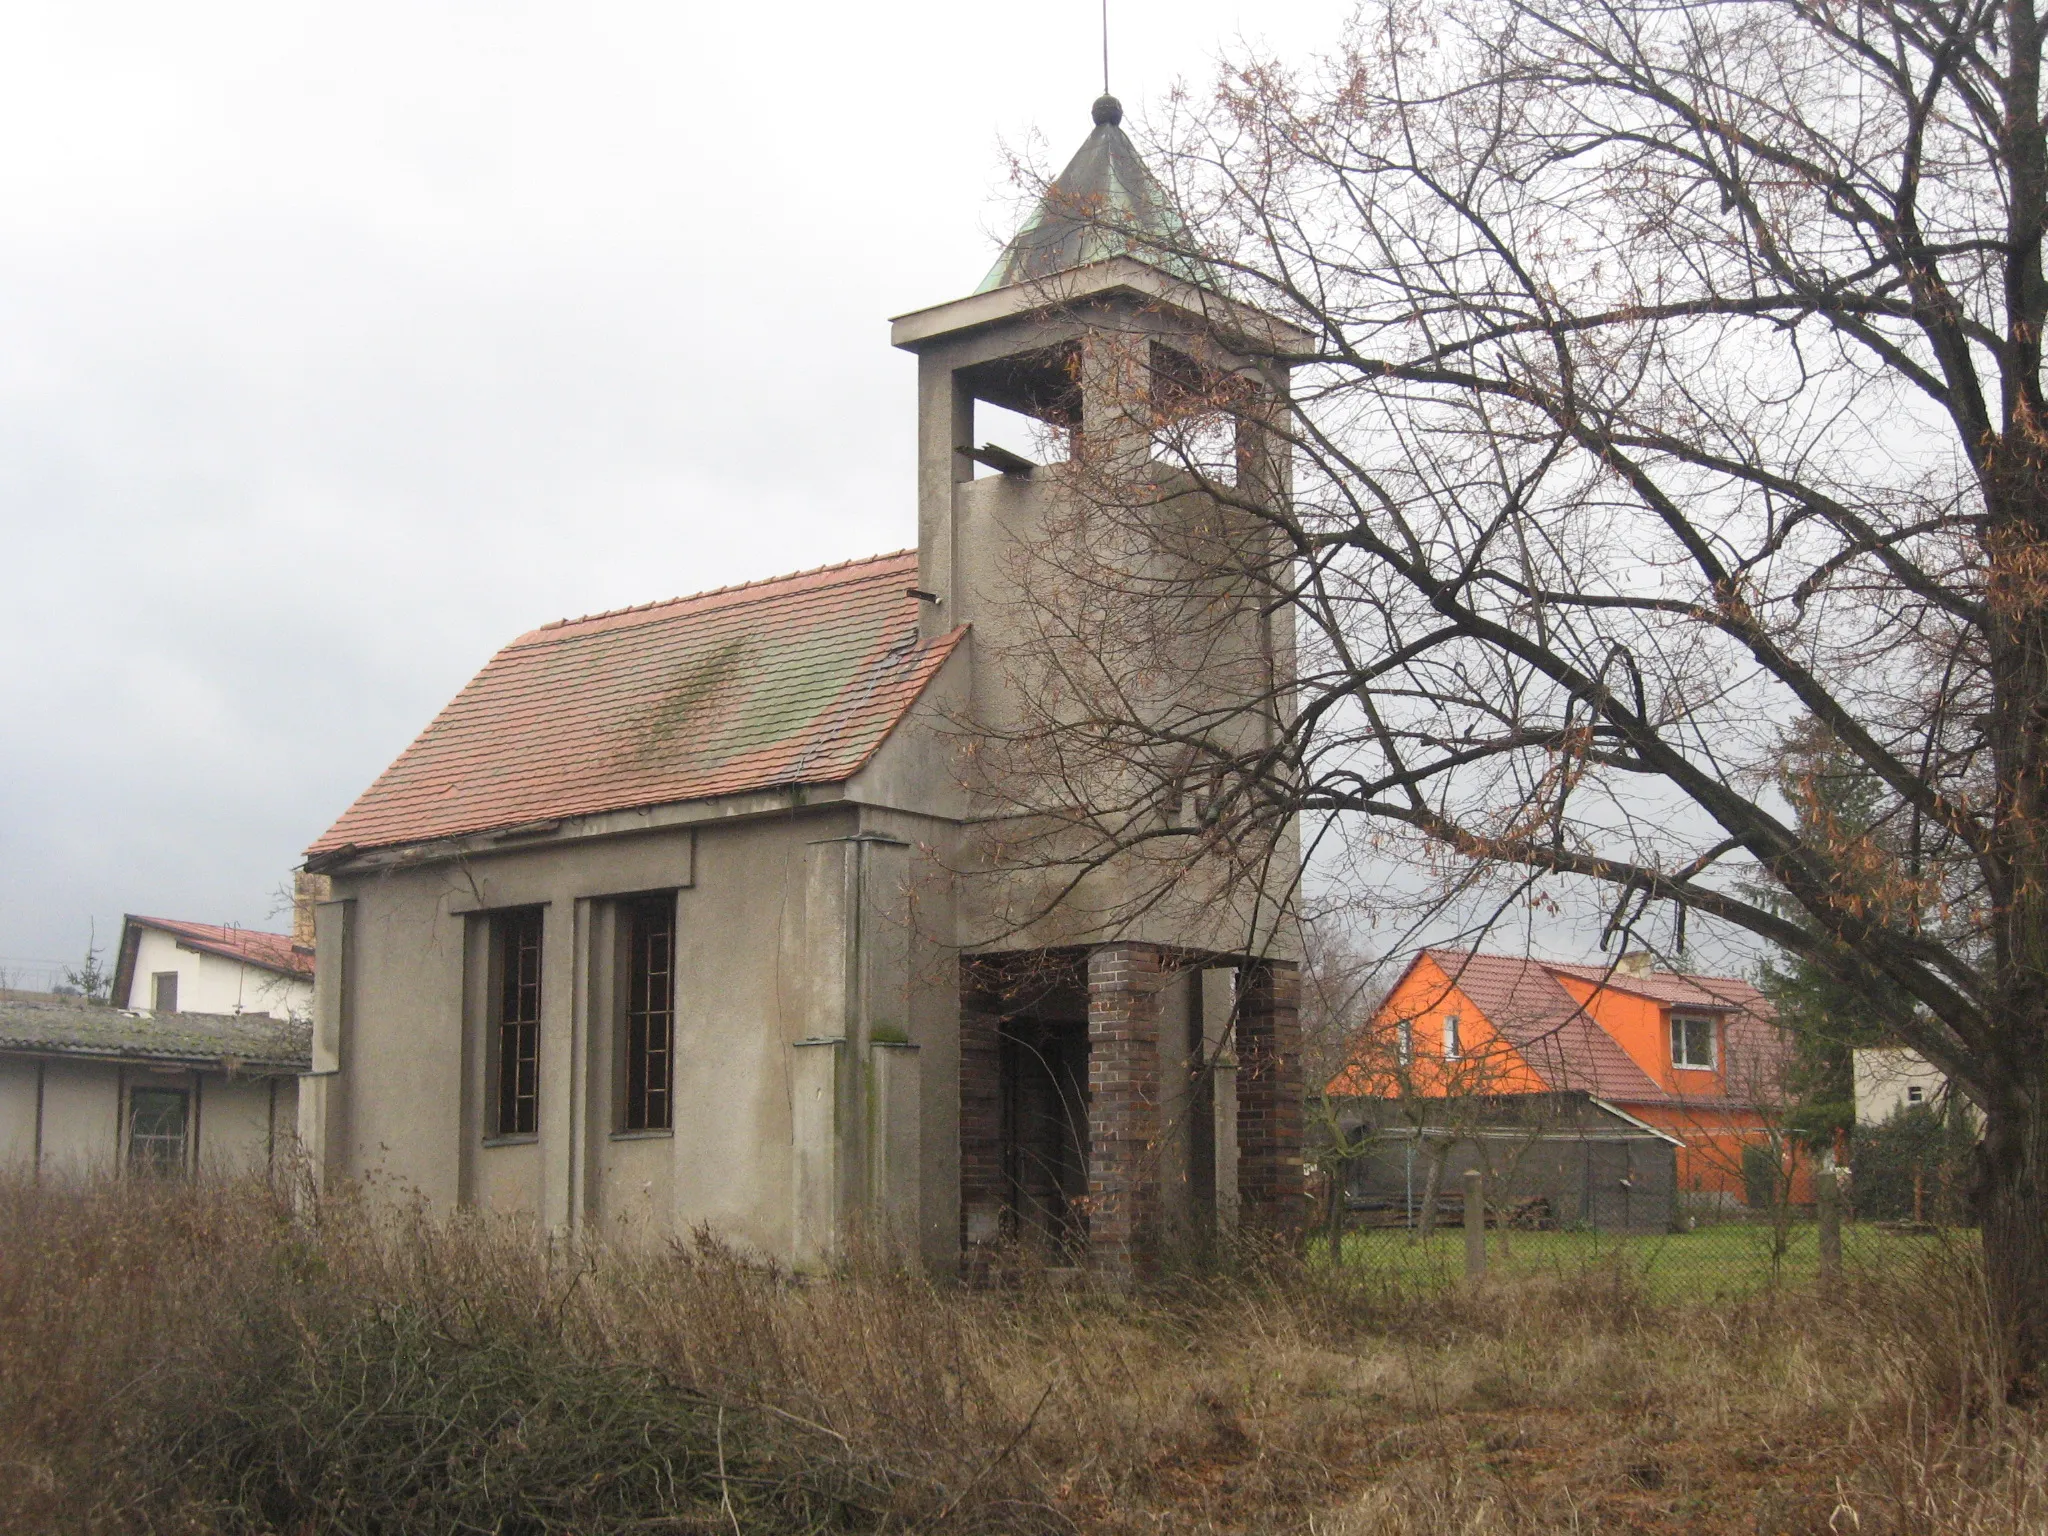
[1396,1019,1414,1065]
[493,908,543,1137]
[151,972,179,1013]
[1442,1013,1461,1060]
[623,895,675,1131]
[129,1088,189,1175]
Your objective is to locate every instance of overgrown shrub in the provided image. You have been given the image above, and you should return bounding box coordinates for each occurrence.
[0,1173,2042,1534]
[1853,1103,1978,1224]
[1742,1141,1783,1209]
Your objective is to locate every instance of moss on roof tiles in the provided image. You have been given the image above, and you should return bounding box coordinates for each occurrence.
[0,1000,310,1070]
[309,552,962,856]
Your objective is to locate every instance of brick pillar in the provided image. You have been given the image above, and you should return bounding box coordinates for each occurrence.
[958,985,1004,1266]
[1087,943,1166,1281]
[1237,960,1304,1246]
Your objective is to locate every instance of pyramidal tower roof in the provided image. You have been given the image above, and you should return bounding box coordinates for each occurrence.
[976,94,1214,295]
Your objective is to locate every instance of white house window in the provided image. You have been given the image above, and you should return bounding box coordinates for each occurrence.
[1907,1084,1925,1104]
[1397,1019,1414,1065]
[129,1088,189,1175]
[1671,1014,1717,1070]
[151,971,179,1013]
[1442,1013,1461,1060]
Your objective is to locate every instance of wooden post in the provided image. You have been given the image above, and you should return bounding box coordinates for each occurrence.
[1817,1167,1842,1285]
[1463,1168,1486,1282]
[1912,1170,1926,1226]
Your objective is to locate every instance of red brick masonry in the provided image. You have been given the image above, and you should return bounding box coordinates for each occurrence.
[1237,960,1304,1243]
[1087,943,1165,1279]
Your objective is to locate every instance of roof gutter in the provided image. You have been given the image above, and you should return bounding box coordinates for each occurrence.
[0,1043,307,1075]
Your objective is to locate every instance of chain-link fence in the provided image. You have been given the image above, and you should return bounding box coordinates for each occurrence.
[1307,1152,1971,1300]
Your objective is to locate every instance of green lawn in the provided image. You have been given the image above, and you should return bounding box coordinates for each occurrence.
[1318,1219,1971,1301]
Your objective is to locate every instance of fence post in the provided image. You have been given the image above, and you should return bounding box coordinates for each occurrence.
[1463,1168,1486,1282]
[1817,1166,1842,1285]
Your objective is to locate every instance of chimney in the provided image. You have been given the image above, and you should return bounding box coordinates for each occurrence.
[292,869,331,951]
[1615,951,1654,978]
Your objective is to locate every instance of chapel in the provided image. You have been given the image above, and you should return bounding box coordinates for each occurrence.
[301,94,1307,1279]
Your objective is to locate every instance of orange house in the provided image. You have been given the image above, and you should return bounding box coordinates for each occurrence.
[1330,950,1804,1207]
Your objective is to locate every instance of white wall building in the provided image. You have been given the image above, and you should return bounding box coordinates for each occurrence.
[111,914,313,1020]
[1853,1046,1953,1125]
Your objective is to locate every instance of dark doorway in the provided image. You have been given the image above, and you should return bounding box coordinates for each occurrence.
[1585,1140,1634,1231]
[999,1017,1090,1254]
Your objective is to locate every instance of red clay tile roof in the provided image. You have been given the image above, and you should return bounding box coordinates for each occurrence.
[1411,950,1786,1107]
[128,916,314,980]
[1544,960,1769,1013]
[1422,950,1670,1102]
[308,552,964,858]
[1542,959,1786,1101]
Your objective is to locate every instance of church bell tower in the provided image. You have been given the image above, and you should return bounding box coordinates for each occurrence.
[892,96,1310,1280]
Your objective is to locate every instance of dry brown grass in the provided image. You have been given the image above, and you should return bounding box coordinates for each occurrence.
[0,1174,2041,1534]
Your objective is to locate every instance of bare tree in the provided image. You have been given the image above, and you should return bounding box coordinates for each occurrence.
[974,0,2048,1393]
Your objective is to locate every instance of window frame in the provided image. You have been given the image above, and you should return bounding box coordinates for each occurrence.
[489,907,544,1140]
[151,971,179,1013]
[128,1086,190,1176]
[619,893,677,1134]
[1442,1012,1461,1061]
[1670,1012,1718,1072]
[1396,1018,1414,1066]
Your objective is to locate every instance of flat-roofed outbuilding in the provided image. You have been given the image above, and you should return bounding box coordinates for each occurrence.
[0,999,309,1179]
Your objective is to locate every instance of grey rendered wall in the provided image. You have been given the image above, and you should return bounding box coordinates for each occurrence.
[848,683,969,1272]
[944,471,1299,960]
[323,807,865,1262]
[0,1058,40,1167]
[37,1060,122,1176]
[196,1075,296,1178]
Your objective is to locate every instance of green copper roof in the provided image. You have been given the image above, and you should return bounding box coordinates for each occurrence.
[977,95,1215,294]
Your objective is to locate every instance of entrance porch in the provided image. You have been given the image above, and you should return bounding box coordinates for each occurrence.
[959,944,1302,1281]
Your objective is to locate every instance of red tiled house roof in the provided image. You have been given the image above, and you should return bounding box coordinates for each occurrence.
[1420,949,1670,1102]
[121,917,314,980]
[1344,949,1785,1108]
[308,552,965,858]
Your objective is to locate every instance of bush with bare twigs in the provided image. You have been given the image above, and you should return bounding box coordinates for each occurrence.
[0,1174,2043,1534]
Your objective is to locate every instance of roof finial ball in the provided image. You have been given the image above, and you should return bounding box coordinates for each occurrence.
[1092,93,1123,127]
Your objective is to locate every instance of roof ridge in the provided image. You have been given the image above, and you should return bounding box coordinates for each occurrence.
[1544,957,1757,990]
[535,550,916,635]
[1426,946,1755,992]
[133,914,291,941]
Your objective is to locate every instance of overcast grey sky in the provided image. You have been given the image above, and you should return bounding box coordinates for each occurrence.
[0,0,1347,982]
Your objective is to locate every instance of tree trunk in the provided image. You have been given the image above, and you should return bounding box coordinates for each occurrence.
[1979,1091,2048,1399]
[1974,423,2048,1397]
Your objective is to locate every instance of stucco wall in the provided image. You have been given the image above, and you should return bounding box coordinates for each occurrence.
[36,1059,122,1175]
[0,1058,38,1166]
[318,801,971,1266]
[0,1054,297,1178]
[1853,1046,1952,1126]
[122,927,312,1019]
[943,472,1301,959]
[1336,956,1547,1098]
